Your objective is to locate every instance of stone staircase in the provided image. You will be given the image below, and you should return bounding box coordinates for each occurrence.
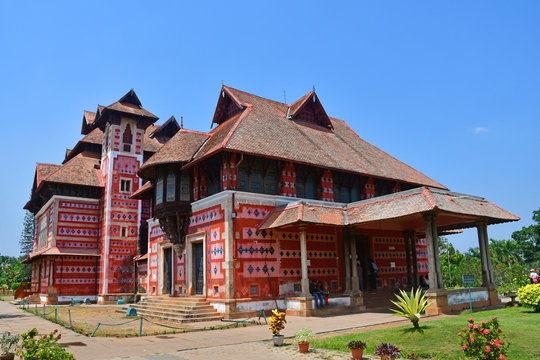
[11,293,40,306]
[121,296,223,323]
[362,289,399,310]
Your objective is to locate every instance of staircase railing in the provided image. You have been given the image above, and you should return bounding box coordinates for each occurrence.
[14,282,36,299]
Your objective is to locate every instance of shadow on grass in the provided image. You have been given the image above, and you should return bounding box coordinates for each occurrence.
[400,324,432,334]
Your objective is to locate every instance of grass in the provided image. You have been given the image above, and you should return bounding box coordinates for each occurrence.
[311,307,539,359]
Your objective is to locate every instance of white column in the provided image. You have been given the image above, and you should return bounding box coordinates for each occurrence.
[300,225,311,298]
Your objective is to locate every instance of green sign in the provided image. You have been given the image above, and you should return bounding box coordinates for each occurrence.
[462,274,475,284]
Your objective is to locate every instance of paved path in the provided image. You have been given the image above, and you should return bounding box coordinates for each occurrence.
[0,301,411,360]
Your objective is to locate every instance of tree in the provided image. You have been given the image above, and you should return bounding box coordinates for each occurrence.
[511,208,540,265]
[19,210,35,256]
[18,210,35,283]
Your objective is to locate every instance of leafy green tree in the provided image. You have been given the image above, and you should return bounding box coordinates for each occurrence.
[19,211,35,256]
[18,210,35,283]
[511,208,540,265]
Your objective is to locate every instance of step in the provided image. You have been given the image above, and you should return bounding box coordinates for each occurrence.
[118,306,220,317]
[118,309,222,323]
[130,304,215,314]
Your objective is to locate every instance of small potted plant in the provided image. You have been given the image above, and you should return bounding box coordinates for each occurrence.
[1,332,20,360]
[294,328,314,353]
[347,340,367,359]
[269,309,286,346]
[374,343,401,360]
[347,340,366,360]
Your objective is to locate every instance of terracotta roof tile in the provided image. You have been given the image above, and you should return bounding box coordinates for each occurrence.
[195,87,445,189]
[259,187,519,230]
[139,129,210,177]
[45,153,103,188]
[36,163,61,187]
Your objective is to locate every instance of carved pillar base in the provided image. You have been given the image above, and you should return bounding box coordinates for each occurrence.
[221,299,237,319]
[425,289,449,315]
[350,292,366,312]
[488,286,501,306]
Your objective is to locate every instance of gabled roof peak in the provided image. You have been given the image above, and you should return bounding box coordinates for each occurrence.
[117,89,142,108]
[288,91,333,130]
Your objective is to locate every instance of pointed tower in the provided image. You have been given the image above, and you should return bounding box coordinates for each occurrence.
[94,90,158,301]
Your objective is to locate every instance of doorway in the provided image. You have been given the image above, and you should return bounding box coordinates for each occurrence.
[164,248,173,295]
[356,235,371,291]
[194,242,204,295]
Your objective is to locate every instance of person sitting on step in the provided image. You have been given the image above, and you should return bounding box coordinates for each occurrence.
[310,279,324,309]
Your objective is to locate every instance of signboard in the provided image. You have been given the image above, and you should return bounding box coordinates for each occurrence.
[462,274,475,313]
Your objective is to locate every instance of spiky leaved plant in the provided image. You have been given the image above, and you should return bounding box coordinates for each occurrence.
[390,287,432,329]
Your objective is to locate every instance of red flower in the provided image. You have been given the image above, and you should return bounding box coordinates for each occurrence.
[483,329,490,335]
[54,329,58,333]
[485,346,491,353]
[468,323,473,328]
[473,325,479,329]
[458,332,461,336]
[481,321,485,325]
[462,345,467,350]
[499,355,505,360]
[492,316,498,320]
[498,329,503,333]
[468,317,474,322]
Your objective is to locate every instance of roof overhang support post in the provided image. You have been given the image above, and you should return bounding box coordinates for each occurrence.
[410,231,419,289]
[476,221,494,287]
[350,233,360,294]
[299,225,311,298]
[403,231,413,289]
[423,213,443,290]
[343,228,351,294]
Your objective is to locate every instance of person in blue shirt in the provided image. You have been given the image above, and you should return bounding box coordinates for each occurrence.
[309,279,324,308]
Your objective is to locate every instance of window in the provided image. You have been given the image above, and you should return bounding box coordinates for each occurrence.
[166,174,176,202]
[305,174,317,199]
[37,212,49,250]
[264,167,278,194]
[237,164,249,191]
[123,124,132,152]
[180,174,190,201]
[120,227,127,238]
[120,179,132,193]
[156,177,163,205]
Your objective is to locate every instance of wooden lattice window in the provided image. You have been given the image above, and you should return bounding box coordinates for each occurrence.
[123,124,133,152]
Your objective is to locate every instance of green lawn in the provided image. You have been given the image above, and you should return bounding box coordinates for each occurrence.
[311,307,539,359]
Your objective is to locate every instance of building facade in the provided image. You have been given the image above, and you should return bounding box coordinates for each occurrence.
[25,86,519,315]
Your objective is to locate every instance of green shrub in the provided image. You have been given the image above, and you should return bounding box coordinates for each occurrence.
[347,340,366,349]
[458,316,508,359]
[390,288,432,329]
[517,284,540,312]
[294,328,314,344]
[1,331,20,355]
[18,328,75,360]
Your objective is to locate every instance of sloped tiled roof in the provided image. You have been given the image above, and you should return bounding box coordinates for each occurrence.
[139,129,210,177]
[191,86,445,189]
[258,187,520,230]
[36,163,61,187]
[45,153,103,188]
[81,128,103,145]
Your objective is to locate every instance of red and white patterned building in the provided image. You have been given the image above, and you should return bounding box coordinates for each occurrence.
[25,87,518,315]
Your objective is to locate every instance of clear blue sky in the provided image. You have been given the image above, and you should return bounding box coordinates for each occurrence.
[1,1,539,256]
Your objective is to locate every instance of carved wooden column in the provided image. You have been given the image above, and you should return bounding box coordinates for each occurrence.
[403,231,412,289]
[299,225,311,298]
[343,228,351,294]
[350,234,359,293]
[411,231,419,288]
[424,214,442,289]
[477,221,491,287]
